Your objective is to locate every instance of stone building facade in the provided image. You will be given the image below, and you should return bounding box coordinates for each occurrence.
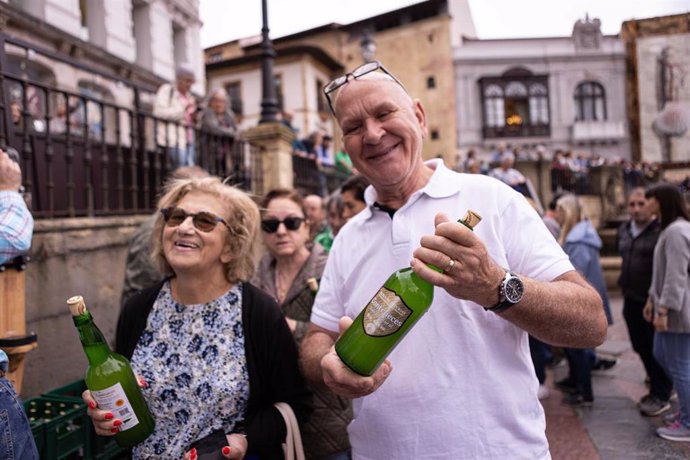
[2,0,205,114]
[204,0,475,163]
[454,16,630,162]
[0,0,205,397]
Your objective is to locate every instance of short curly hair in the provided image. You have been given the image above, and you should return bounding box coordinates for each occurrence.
[150,176,260,283]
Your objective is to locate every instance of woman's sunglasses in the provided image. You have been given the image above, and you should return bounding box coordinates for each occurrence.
[261,217,304,233]
[161,207,231,233]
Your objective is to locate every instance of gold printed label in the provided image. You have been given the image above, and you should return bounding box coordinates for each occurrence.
[363,287,412,337]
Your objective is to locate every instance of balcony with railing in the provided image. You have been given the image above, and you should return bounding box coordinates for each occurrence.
[571,120,626,143]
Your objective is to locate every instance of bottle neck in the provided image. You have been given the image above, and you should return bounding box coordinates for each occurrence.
[73,312,112,365]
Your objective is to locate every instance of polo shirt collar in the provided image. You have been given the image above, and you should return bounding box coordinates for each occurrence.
[361,159,459,219]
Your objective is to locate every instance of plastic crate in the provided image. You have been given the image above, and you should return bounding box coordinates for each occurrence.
[24,396,91,459]
[26,413,45,459]
[44,380,128,460]
[44,380,87,402]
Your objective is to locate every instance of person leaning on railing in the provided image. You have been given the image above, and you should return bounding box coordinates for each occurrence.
[0,147,39,459]
[199,88,239,175]
[153,65,197,168]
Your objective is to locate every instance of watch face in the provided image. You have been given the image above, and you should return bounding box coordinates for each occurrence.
[505,277,524,303]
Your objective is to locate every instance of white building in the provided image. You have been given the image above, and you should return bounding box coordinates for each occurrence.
[1,0,204,114]
[454,16,630,162]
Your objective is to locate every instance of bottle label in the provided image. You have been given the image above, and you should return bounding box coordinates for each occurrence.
[363,287,412,337]
[91,382,140,431]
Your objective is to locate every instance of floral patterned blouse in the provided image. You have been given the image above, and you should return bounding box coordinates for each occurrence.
[129,281,249,458]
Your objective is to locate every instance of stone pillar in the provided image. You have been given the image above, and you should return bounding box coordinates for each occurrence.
[242,123,295,196]
[86,0,136,62]
[133,0,174,80]
[29,0,82,38]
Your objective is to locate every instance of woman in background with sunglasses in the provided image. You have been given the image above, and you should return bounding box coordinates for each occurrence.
[253,189,352,460]
[83,177,311,459]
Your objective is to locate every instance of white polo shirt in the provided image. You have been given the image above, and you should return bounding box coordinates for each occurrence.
[311,160,573,459]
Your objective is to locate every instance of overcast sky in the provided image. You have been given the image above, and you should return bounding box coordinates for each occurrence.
[200,0,690,48]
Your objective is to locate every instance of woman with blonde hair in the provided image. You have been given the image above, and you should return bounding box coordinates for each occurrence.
[83,177,311,459]
[554,193,612,406]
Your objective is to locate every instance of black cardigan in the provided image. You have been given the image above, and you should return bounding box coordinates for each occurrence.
[116,280,313,459]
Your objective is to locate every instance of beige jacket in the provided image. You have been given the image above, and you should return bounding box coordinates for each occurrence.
[153,83,192,149]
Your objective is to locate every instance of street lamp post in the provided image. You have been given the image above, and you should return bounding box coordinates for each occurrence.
[259,0,278,123]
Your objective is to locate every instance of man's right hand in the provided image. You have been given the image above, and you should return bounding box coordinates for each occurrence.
[320,317,393,399]
[0,149,22,191]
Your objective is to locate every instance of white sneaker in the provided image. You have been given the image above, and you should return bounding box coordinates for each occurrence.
[538,384,550,400]
[657,420,690,442]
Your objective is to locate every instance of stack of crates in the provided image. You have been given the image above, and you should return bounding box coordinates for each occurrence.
[36,380,128,460]
[23,396,90,459]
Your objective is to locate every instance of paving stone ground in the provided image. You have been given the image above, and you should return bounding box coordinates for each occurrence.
[543,292,690,459]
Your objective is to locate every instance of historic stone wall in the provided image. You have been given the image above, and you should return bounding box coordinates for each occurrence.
[636,33,690,164]
[19,216,147,397]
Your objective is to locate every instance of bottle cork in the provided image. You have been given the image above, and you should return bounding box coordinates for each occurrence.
[461,210,482,229]
[66,296,87,316]
[306,277,319,293]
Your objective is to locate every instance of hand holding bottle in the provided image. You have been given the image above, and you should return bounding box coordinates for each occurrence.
[68,295,155,447]
[334,210,480,377]
[322,317,393,399]
[411,212,504,308]
[82,376,147,437]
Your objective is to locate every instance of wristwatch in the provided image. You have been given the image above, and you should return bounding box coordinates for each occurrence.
[486,271,524,314]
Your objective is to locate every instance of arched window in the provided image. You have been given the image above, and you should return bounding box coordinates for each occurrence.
[574,81,606,121]
[76,81,115,138]
[504,82,528,127]
[529,83,549,124]
[6,54,57,123]
[479,71,550,138]
[483,84,504,128]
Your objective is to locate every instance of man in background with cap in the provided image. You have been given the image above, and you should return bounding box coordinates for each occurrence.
[154,65,197,168]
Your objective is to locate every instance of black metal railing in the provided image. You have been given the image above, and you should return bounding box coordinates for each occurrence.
[0,32,349,215]
[291,154,350,197]
[0,33,264,218]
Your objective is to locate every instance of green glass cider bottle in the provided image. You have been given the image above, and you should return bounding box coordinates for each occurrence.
[335,210,482,376]
[67,295,155,447]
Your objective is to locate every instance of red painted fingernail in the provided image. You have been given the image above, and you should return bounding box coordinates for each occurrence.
[113,419,122,427]
[88,401,96,409]
[104,412,113,420]
[222,446,231,456]
[139,378,148,388]
[190,448,196,455]
[191,453,197,460]
[110,428,119,433]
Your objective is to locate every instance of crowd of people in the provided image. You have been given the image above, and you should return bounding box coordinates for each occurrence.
[2,59,690,459]
[454,143,664,198]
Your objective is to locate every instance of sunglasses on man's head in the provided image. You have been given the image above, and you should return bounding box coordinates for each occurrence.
[161,207,231,233]
[323,60,406,114]
[261,217,305,233]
